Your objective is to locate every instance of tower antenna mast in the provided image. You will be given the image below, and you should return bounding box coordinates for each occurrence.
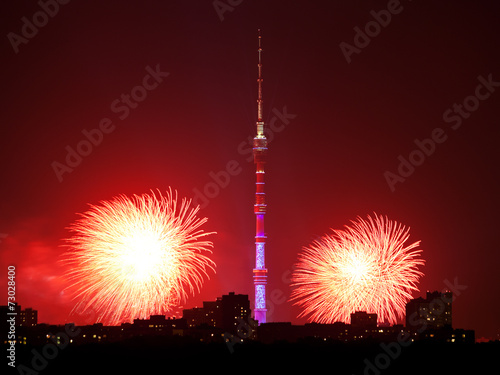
[257,29,263,124]
[253,28,268,325]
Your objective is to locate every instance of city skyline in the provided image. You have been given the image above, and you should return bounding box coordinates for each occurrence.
[3,290,485,373]
[1,0,499,344]
[0,288,475,339]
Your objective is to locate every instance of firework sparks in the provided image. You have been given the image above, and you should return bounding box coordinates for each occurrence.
[62,189,215,325]
[290,214,424,325]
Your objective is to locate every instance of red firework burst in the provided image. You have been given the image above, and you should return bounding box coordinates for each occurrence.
[62,189,215,325]
[290,214,424,325]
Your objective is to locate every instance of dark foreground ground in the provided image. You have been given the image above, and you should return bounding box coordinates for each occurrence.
[5,337,499,375]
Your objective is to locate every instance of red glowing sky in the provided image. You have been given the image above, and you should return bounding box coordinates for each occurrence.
[0,1,499,340]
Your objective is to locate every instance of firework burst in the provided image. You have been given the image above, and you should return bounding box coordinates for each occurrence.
[290,214,424,325]
[62,189,215,325]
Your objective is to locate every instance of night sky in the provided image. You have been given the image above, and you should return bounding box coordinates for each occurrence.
[1,1,499,340]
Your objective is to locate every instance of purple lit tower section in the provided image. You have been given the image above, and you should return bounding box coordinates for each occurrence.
[253,30,268,325]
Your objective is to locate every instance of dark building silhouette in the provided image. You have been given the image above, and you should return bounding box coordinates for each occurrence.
[257,321,354,344]
[203,299,222,328]
[302,322,350,341]
[220,292,251,335]
[405,291,473,343]
[350,311,377,329]
[183,292,251,336]
[349,311,379,340]
[19,307,38,327]
[417,327,475,344]
[257,322,296,343]
[0,303,37,332]
[406,291,452,330]
[183,298,223,329]
[183,307,208,328]
[133,315,185,334]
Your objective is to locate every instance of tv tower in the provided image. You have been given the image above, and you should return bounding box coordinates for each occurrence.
[253,29,268,324]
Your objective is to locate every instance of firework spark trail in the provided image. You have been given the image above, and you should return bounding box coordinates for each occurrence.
[290,214,424,325]
[62,189,215,325]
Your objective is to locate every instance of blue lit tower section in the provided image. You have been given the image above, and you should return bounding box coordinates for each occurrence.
[253,30,268,325]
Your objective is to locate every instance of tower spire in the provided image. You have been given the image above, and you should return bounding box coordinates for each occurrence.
[253,29,268,325]
[257,29,263,124]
